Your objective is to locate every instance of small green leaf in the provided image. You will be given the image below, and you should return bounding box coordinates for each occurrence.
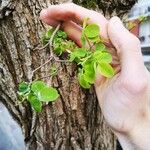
[53,38,65,55]
[84,24,100,38]
[95,43,106,51]
[70,48,87,61]
[88,36,100,43]
[18,82,30,94]
[81,33,86,47]
[41,28,54,45]
[100,52,112,63]
[46,28,54,38]
[56,30,67,39]
[83,18,90,29]
[98,63,114,78]
[69,53,76,62]
[83,62,95,84]
[84,71,95,84]
[38,87,59,102]
[31,81,45,94]
[75,48,87,57]
[28,93,42,112]
[78,72,91,89]
[94,52,112,63]
[66,40,77,50]
[50,66,58,76]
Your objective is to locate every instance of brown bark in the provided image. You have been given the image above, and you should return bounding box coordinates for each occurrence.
[73,0,137,17]
[0,0,135,149]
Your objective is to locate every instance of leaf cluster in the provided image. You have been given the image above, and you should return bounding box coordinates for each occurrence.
[42,28,77,55]
[18,18,114,112]
[69,19,114,88]
[18,81,59,112]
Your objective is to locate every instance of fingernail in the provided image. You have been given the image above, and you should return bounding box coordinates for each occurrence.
[40,9,48,20]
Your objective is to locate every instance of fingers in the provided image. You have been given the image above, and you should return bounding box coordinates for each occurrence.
[62,21,82,46]
[40,3,109,41]
[108,17,147,92]
[40,8,82,46]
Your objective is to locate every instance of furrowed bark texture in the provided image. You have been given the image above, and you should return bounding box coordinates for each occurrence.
[73,0,137,18]
[0,0,135,149]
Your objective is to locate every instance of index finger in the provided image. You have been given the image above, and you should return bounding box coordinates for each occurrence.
[40,3,109,41]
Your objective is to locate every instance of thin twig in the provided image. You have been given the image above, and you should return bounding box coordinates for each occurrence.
[49,24,61,57]
[84,34,92,50]
[48,24,71,63]
[33,42,50,51]
[33,24,61,51]
[32,24,61,75]
[32,57,53,74]
[53,56,71,63]
[90,43,95,50]
[35,75,52,81]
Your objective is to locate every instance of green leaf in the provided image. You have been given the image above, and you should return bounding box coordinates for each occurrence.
[54,47,64,56]
[100,52,112,63]
[38,87,59,102]
[65,40,77,50]
[75,48,87,57]
[31,81,45,94]
[84,71,95,84]
[70,48,87,61]
[50,66,58,76]
[41,28,54,45]
[81,33,86,47]
[53,37,70,55]
[18,82,30,94]
[82,62,95,84]
[28,93,42,112]
[93,51,112,63]
[46,28,54,39]
[84,24,100,38]
[69,53,76,62]
[83,18,90,29]
[98,63,114,78]
[88,36,100,43]
[95,43,106,51]
[56,30,67,39]
[78,72,91,89]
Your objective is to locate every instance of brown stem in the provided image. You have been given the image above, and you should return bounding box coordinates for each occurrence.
[32,24,61,75]
[33,42,50,51]
[53,56,71,63]
[49,24,61,57]
[84,34,93,50]
[35,75,52,81]
[32,57,53,74]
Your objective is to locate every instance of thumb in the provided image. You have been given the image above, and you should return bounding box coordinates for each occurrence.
[108,16,147,93]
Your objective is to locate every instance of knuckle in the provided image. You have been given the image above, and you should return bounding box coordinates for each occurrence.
[118,34,141,51]
[132,35,140,45]
[128,34,141,47]
[119,78,148,94]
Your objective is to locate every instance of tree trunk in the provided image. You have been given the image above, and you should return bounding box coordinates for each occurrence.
[0,0,135,149]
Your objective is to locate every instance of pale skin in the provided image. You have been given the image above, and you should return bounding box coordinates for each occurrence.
[40,3,150,150]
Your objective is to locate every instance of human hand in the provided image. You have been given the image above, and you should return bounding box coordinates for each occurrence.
[40,3,150,149]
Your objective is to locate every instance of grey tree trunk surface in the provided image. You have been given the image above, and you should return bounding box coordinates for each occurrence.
[0,0,136,149]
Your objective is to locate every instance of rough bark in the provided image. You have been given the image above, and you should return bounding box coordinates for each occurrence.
[0,0,135,149]
[73,0,137,18]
